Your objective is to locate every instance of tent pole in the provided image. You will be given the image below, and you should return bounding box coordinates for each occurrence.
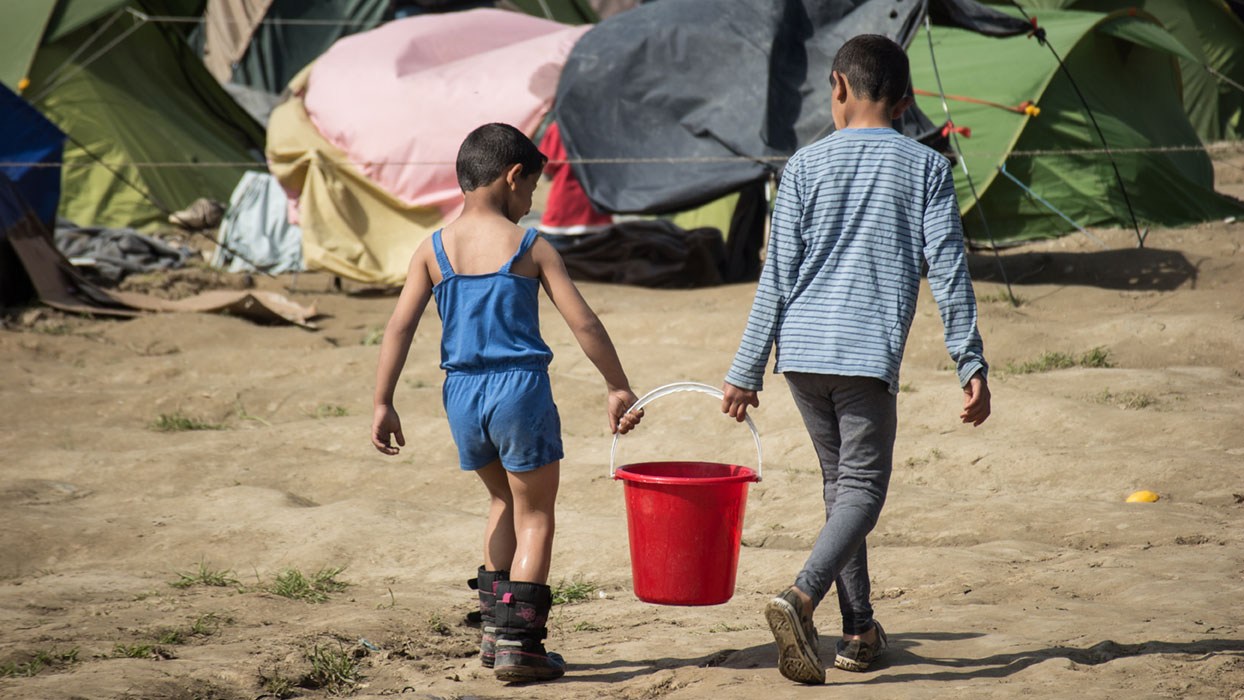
[1007,1,1147,248]
[921,12,1019,307]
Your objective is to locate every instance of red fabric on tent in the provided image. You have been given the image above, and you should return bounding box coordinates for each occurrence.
[539,121,612,233]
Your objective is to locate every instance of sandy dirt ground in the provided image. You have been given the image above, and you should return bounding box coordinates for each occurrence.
[2,151,1243,699]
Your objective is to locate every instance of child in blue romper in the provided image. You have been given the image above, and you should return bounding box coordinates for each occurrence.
[372,123,643,684]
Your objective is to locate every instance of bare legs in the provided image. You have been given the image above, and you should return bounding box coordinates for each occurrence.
[474,460,560,583]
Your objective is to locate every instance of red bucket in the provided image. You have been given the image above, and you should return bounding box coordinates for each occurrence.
[612,383,762,606]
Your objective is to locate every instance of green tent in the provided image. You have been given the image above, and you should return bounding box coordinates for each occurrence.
[0,0,264,230]
[984,0,1244,142]
[910,7,1244,244]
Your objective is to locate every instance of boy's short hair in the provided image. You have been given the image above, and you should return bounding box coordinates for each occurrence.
[456,123,547,192]
[831,34,911,107]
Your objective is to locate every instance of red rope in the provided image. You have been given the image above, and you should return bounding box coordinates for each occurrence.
[913,88,1040,116]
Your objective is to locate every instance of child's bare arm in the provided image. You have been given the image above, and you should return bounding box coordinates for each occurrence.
[372,242,435,454]
[531,238,642,434]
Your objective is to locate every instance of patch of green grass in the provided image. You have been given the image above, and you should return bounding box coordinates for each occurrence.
[977,290,1023,305]
[260,668,298,699]
[0,648,78,678]
[155,628,184,645]
[190,612,228,637]
[552,576,598,605]
[312,403,349,419]
[269,567,349,603]
[113,643,154,659]
[426,612,450,636]
[899,383,916,393]
[709,622,750,633]
[233,399,271,427]
[1079,346,1113,368]
[303,643,360,694]
[572,621,604,632]
[1094,389,1157,410]
[1006,346,1114,375]
[169,561,240,589]
[361,326,385,346]
[150,412,225,432]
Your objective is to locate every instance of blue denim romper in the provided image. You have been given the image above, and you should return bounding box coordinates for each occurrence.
[432,228,563,472]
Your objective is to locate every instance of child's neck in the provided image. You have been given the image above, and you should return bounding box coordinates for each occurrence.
[461,188,513,222]
[839,101,895,130]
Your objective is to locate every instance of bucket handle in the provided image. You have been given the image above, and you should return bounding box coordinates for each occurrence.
[611,382,762,481]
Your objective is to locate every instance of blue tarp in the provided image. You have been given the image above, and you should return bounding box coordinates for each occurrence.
[0,83,64,226]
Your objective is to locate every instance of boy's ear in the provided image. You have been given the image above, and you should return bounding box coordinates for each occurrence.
[504,163,524,190]
[890,95,914,120]
[831,71,849,103]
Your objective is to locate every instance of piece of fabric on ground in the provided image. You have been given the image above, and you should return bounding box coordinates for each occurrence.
[545,219,726,288]
[2,173,315,326]
[54,224,195,284]
[214,171,304,274]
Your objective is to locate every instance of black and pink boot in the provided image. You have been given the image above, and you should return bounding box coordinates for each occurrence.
[492,580,565,682]
[468,566,509,668]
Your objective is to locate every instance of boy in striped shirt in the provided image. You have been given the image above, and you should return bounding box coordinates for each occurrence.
[721,34,991,685]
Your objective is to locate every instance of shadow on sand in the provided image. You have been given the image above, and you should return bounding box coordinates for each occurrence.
[561,633,1244,685]
[968,246,1199,291]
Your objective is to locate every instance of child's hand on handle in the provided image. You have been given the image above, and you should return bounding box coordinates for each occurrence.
[960,373,991,427]
[721,382,759,422]
[610,388,644,434]
[372,404,406,455]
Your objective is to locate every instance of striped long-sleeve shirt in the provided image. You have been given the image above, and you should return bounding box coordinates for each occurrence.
[725,127,987,394]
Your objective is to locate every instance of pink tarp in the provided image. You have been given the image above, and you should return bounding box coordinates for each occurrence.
[301,9,590,217]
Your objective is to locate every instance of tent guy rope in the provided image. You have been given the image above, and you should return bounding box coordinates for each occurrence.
[923,12,1017,302]
[4,142,1241,170]
[1008,1,1147,247]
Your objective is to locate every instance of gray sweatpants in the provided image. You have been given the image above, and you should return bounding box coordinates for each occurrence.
[785,373,896,635]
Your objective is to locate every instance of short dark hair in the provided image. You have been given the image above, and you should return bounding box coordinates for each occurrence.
[456,123,546,192]
[831,34,911,106]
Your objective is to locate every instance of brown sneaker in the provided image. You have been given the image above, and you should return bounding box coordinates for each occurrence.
[764,588,824,684]
[834,621,888,672]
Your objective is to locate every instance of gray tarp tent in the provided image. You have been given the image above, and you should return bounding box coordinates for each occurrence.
[555,0,1031,214]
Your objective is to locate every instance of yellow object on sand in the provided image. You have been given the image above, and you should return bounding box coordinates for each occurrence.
[1125,490,1160,503]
